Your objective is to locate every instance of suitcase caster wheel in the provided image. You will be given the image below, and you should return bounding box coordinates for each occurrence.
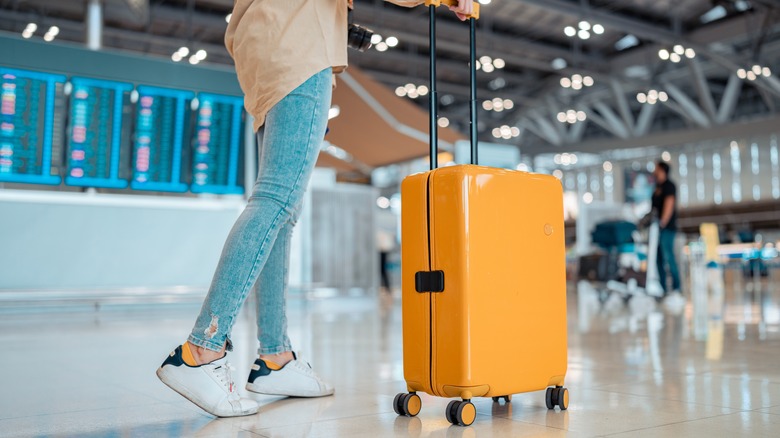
[393,392,421,417]
[492,395,512,403]
[546,387,568,410]
[446,400,476,426]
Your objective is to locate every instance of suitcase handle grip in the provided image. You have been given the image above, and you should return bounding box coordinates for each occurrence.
[424,0,481,20]
[427,2,479,170]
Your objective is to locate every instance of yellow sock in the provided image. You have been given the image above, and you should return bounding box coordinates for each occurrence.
[264,359,282,370]
[182,342,199,366]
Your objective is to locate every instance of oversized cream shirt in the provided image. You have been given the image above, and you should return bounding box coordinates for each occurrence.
[226,0,423,132]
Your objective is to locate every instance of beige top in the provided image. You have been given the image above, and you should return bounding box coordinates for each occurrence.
[226,0,423,132]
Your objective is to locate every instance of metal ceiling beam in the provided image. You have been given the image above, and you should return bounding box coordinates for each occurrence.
[515,0,780,98]
[717,74,743,124]
[688,58,718,121]
[355,1,602,71]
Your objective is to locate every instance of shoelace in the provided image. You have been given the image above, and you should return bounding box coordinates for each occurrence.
[213,362,239,398]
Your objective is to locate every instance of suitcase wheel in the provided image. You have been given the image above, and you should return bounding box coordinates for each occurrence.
[546,386,569,410]
[393,392,421,417]
[491,395,512,404]
[446,399,476,426]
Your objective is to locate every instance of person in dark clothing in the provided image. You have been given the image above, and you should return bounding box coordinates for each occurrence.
[652,161,681,293]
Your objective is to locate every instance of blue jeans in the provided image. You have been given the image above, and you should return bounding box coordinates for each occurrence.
[189,68,332,354]
[657,228,681,292]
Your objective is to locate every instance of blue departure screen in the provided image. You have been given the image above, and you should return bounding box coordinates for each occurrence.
[191,94,244,195]
[131,86,193,192]
[0,68,66,185]
[66,78,133,189]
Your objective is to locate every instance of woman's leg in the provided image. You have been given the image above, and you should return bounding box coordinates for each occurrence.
[188,67,332,353]
[254,217,294,356]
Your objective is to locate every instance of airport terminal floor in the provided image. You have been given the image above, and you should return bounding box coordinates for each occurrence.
[1,277,778,438]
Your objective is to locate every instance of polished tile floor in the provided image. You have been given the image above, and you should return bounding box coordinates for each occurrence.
[1,272,779,437]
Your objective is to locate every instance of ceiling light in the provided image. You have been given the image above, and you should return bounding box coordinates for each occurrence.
[225,13,232,23]
[405,83,416,92]
[637,93,647,103]
[579,21,591,31]
[475,61,482,71]
[752,65,762,75]
[554,154,562,165]
[395,87,406,97]
[171,52,183,62]
[493,58,505,69]
[593,24,604,34]
[576,111,587,121]
[762,67,772,77]
[22,30,33,39]
[572,82,583,90]
[737,69,747,79]
[658,49,670,60]
[503,99,514,109]
[583,192,593,204]
[670,53,681,63]
[371,34,382,45]
[747,71,757,81]
[375,42,388,52]
[48,26,59,37]
[417,85,429,96]
[438,117,450,128]
[603,161,613,172]
[478,0,491,4]
[385,36,399,47]
[553,169,563,179]
[510,127,520,137]
[564,26,576,37]
[25,23,37,33]
[195,49,207,60]
[189,55,200,65]
[482,63,495,73]
[408,89,419,98]
[662,151,671,162]
[492,128,501,138]
[482,100,493,111]
[560,78,572,88]
[673,45,684,55]
[578,30,590,40]
[572,74,582,83]
[43,33,54,42]
[658,91,668,102]
[557,112,567,123]
[648,89,658,100]
[479,56,492,65]
[685,48,696,59]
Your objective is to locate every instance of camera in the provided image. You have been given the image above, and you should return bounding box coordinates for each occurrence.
[348,10,373,52]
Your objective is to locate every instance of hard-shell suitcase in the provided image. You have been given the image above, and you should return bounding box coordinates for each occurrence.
[393,1,569,427]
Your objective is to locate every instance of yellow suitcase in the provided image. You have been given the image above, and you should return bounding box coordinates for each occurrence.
[393,2,568,427]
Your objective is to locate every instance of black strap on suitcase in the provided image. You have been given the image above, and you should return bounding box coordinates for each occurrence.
[427,1,480,170]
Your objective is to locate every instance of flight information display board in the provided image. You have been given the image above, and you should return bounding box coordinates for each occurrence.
[191,94,244,195]
[66,77,133,189]
[0,68,66,185]
[131,86,193,192]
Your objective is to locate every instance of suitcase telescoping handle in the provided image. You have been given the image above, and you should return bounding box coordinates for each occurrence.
[425,0,480,170]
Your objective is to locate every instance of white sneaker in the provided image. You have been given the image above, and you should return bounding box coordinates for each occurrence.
[157,345,259,417]
[246,352,335,398]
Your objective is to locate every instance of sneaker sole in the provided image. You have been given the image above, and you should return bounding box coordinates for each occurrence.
[245,382,335,398]
[157,367,258,417]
